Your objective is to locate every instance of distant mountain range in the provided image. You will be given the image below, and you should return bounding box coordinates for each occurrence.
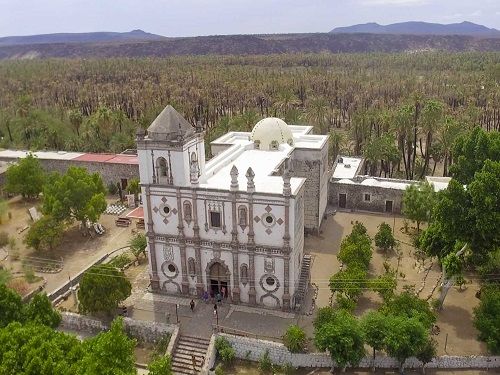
[331,21,500,37]
[0,29,166,47]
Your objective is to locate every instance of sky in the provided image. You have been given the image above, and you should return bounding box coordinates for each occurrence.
[0,0,499,37]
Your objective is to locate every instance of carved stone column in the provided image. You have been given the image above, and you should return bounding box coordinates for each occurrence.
[192,189,204,296]
[282,165,292,311]
[176,188,189,294]
[145,185,160,291]
[230,165,240,303]
[246,167,257,305]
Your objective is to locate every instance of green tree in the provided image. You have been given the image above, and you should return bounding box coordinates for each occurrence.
[24,215,65,251]
[126,178,140,204]
[329,266,367,305]
[0,283,24,328]
[361,311,388,370]
[129,233,147,262]
[381,291,436,329]
[402,182,435,232]
[370,270,397,301]
[78,317,136,375]
[282,324,307,353]
[148,355,173,375]
[43,167,107,229]
[473,286,500,354]
[314,309,365,372]
[384,316,429,374]
[78,265,131,315]
[416,337,437,374]
[23,293,61,328]
[374,222,396,252]
[337,224,372,269]
[5,153,45,199]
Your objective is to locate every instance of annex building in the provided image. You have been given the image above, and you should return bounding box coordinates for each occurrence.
[137,105,328,310]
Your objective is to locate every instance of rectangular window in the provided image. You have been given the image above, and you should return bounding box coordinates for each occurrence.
[210,211,222,228]
[364,193,371,202]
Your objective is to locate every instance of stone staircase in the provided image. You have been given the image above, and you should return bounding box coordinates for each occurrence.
[294,254,312,311]
[171,335,210,375]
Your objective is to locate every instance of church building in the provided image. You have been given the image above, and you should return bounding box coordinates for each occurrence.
[137,105,328,310]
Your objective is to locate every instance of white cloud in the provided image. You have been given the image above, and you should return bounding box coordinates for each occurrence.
[361,0,428,6]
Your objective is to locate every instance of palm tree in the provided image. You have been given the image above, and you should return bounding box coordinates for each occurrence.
[419,99,444,179]
[305,97,329,134]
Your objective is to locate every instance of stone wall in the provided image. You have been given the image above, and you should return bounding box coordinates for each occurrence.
[60,312,177,344]
[292,158,321,232]
[220,333,500,370]
[329,179,409,214]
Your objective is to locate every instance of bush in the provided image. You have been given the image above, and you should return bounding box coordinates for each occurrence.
[215,337,235,364]
[281,362,296,375]
[148,354,173,375]
[258,349,273,373]
[214,363,225,375]
[282,324,307,353]
[374,222,396,251]
[0,231,9,247]
[108,182,118,195]
[108,254,132,269]
[23,265,38,283]
[152,334,171,358]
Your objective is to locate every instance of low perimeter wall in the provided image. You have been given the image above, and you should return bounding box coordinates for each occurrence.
[60,312,178,345]
[220,333,500,370]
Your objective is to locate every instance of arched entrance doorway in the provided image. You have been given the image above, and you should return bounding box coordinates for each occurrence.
[208,262,230,297]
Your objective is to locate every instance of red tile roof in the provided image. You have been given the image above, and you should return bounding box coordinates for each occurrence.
[73,153,138,165]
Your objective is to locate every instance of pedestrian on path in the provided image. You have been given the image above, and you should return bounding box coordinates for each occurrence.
[213,303,217,312]
[190,299,195,312]
[202,290,209,303]
[221,286,226,299]
[216,292,222,304]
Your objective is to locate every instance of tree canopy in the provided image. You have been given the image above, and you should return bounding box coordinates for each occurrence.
[78,265,131,315]
[473,286,500,354]
[402,182,435,232]
[42,167,107,227]
[5,153,45,199]
[24,215,65,252]
[129,233,147,262]
[374,222,396,252]
[380,291,436,329]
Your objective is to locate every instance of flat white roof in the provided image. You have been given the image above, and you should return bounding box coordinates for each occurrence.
[332,156,363,179]
[202,139,304,195]
[426,176,452,192]
[0,150,83,160]
[335,175,450,192]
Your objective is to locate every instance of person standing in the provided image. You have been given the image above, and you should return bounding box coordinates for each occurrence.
[221,286,226,300]
[216,292,222,304]
[190,299,195,312]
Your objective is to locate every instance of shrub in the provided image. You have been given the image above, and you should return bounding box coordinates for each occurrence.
[374,222,396,252]
[258,349,272,373]
[108,254,132,269]
[282,324,307,353]
[108,182,118,195]
[281,362,296,375]
[214,363,225,375]
[23,265,38,283]
[152,333,171,358]
[215,337,235,364]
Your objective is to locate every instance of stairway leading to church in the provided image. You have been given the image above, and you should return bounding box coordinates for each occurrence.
[294,254,312,311]
[171,335,210,375]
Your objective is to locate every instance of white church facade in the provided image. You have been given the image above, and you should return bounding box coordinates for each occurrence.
[137,105,328,310]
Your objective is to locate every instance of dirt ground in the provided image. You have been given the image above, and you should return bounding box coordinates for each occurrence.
[304,211,487,356]
[0,195,141,296]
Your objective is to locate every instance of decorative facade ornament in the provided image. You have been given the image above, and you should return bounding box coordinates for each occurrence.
[264,257,275,273]
[163,245,174,261]
[230,165,239,191]
[246,167,255,193]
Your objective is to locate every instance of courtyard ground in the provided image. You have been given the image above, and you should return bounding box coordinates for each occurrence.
[303,210,487,356]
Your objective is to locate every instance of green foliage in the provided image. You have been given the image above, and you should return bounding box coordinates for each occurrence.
[108,254,132,269]
[442,251,463,278]
[23,293,61,328]
[148,355,173,375]
[215,337,235,364]
[473,286,500,354]
[360,311,389,360]
[337,223,372,269]
[402,182,435,231]
[258,349,273,374]
[329,266,367,303]
[0,322,84,375]
[42,167,107,227]
[78,317,136,375]
[126,178,140,201]
[374,222,396,251]
[370,271,397,301]
[129,233,147,261]
[0,283,23,328]
[281,362,296,375]
[24,215,65,251]
[107,182,118,195]
[78,265,132,315]
[314,309,365,370]
[450,127,500,185]
[214,364,225,375]
[381,291,436,329]
[384,316,429,371]
[152,334,171,358]
[0,268,12,285]
[416,337,437,368]
[5,153,45,199]
[282,324,307,353]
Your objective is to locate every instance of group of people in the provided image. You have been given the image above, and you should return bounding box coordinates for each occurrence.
[189,286,227,312]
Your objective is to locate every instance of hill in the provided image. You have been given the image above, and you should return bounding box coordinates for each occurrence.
[330,21,500,37]
[0,29,166,47]
[0,33,499,59]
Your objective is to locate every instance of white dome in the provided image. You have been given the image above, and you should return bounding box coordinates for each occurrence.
[250,118,294,151]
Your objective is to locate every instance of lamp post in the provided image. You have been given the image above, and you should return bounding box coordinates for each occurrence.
[175,303,179,323]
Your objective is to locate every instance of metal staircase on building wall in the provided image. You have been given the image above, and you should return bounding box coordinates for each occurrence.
[294,254,312,311]
[171,335,210,375]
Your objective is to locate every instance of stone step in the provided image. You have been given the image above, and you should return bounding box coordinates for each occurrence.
[175,349,205,360]
[179,336,211,346]
[176,343,208,353]
[172,355,203,367]
[171,364,197,375]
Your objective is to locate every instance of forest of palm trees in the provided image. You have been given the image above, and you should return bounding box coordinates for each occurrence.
[0,52,498,180]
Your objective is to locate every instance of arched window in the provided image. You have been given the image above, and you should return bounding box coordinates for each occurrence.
[183,201,192,222]
[156,157,168,183]
[240,264,248,286]
[188,257,196,278]
[238,205,247,227]
[270,140,279,150]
